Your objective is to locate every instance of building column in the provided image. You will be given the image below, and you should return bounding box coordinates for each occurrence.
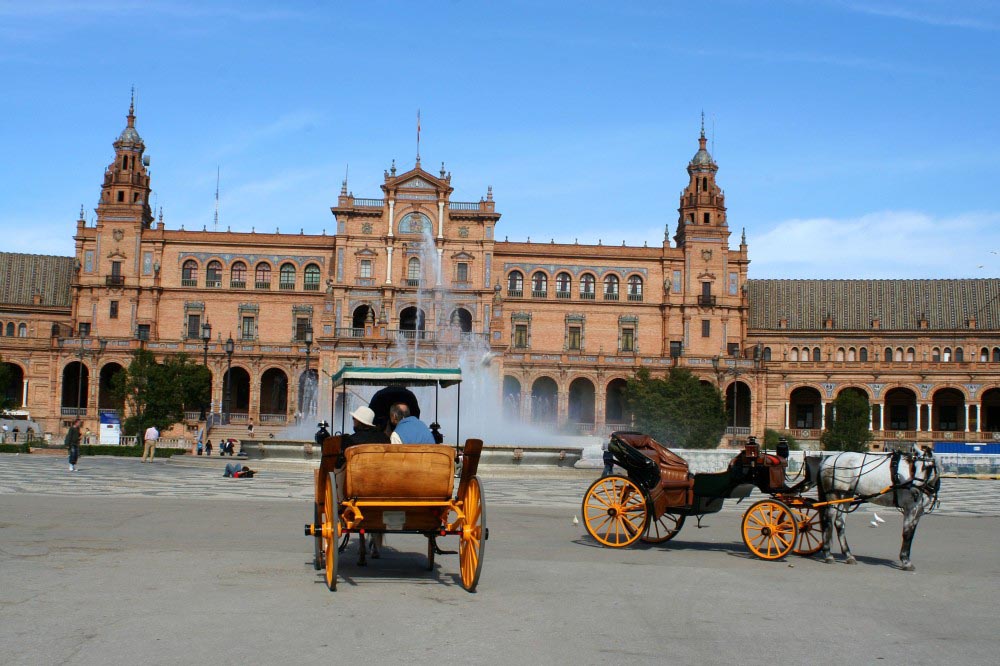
[436,247,443,286]
[387,199,395,238]
[820,400,826,430]
[915,403,921,432]
[437,201,444,239]
[385,247,394,285]
[868,403,873,430]
[977,404,982,432]
[965,403,970,432]
[783,401,789,429]
[22,378,28,409]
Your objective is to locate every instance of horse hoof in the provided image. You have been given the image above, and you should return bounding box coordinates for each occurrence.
[845,557,857,565]
[901,562,915,572]
[824,556,834,564]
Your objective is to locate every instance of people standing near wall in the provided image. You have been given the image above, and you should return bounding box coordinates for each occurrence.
[65,418,82,471]
[142,424,159,463]
[247,419,254,438]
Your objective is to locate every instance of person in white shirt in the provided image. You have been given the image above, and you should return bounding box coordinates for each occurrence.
[142,424,159,462]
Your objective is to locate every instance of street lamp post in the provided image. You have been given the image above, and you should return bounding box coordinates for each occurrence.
[200,321,212,421]
[303,327,314,416]
[224,336,234,424]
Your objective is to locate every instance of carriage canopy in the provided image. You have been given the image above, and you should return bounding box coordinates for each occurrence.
[330,366,462,388]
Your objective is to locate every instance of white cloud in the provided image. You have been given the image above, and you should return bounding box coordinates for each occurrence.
[749,210,1000,278]
[836,1,1000,31]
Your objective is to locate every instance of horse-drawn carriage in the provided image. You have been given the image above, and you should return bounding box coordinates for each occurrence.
[583,432,824,559]
[304,367,487,591]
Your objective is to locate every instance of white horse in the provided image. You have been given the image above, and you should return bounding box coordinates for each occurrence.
[817,447,940,571]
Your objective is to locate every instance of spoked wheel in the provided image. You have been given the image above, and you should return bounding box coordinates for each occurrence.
[582,475,649,548]
[741,499,798,560]
[790,504,823,556]
[323,471,341,591]
[459,476,486,592]
[641,512,685,544]
[312,502,323,570]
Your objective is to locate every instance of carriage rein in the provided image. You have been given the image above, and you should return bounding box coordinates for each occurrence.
[832,451,940,514]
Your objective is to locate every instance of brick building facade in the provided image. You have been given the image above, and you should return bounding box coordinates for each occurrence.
[2,104,998,448]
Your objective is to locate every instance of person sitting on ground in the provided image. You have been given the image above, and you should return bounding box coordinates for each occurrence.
[388,403,435,444]
[368,386,421,433]
[223,462,256,478]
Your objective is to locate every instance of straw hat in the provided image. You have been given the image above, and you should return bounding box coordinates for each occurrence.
[350,406,376,427]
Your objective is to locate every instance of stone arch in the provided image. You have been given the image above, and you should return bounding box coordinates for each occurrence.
[568,377,596,424]
[502,375,521,419]
[724,380,752,429]
[61,361,89,414]
[789,386,822,430]
[1,361,24,409]
[837,385,872,401]
[449,307,473,333]
[981,387,1000,432]
[352,304,374,331]
[883,386,917,431]
[605,378,630,425]
[223,366,251,415]
[932,387,965,431]
[399,306,426,336]
[260,367,289,416]
[298,368,319,415]
[530,376,558,423]
[98,362,126,412]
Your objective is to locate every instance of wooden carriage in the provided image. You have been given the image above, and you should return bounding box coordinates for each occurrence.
[304,368,487,592]
[583,432,824,560]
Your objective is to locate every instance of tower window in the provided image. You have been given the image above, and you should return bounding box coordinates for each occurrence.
[110,301,119,319]
[702,177,707,190]
[117,191,125,202]
[703,212,710,224]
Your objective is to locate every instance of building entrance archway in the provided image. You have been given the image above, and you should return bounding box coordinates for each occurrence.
[530,377,558,423]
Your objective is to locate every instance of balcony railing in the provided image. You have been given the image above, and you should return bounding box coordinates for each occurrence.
[531,290,548,299]
[450,201,480,211]
[628,293,643,302]
[106,275,126,287]
[556,291,571,299]
[335,327,365,338]
[356,278,375,286]
[604,292,619,301]
[184,411,202,421]
[259,413,287,424]
[353,198,384,208]
[452,281,472,289]
[255,281,271,290]
[206,280,221,288]
[507,289,523,298]
[230,280,246,289]
[61,407,87,416]
[304,282,320,291]
[725,426,752,436]
[698,295,717,306]
[180,278,197,287]
[580,291,595,300]
[405,279,421,287]
[279,282,295,291]
[392,329,429,341]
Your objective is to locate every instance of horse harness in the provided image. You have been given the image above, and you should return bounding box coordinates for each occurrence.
[833,449,940,512]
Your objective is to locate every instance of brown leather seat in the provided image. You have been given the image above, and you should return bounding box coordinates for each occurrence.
[344,444,455,499]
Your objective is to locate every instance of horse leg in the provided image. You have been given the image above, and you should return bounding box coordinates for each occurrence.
[357,532,368,566]
[834,510,856,564]
[899,494,924,572]
[820,504,836,564]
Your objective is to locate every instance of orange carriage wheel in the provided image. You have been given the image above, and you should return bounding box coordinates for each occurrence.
[790,504,823,556]
[323,471,341,591]
[582,475,649,548]
[459,476,486,592]
[741,499,798,560]
[641,512,685,544]
[313,502,324,570]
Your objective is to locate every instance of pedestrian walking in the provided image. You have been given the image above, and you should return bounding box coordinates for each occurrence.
[142,424,159,462]
[247,419,255,438]
[601,439,615,477]
[2,423,8,443]
[65,418,82,471]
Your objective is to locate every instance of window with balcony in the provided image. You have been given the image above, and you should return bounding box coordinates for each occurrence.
[556,272,571,298]
[255,263,271,290]
[507,270,523,297]
[407,258,421,287]
[279,263,296,290]
[604,275,619,301]
[531,272,548,298]
[136,324,150,341]
[231,261,247,289]
[78,323,91,337]
[206,261,223,287]
[182,260,198,287]
[580,273,596,299]
[241,316,256,340]
[698,281,716,306]
[627,275,643,301]
[670,341,683,358]
[304,263,321,291]
[187,314,201,339]
[728,343,740,357]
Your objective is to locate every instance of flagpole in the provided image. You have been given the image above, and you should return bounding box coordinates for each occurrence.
[417,109,421,162]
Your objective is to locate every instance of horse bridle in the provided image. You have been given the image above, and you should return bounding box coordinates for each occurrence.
[909,450,941,513]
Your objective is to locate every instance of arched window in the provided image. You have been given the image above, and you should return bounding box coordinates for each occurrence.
[812,347,821,362]
[762,347,772,361]
[955,347,964,362]
[231,261,247,287]
[906,347,915,362]
[847,347,856,362]
[580,273,596,298]
[182,259,198,284]
[604,275,619,300]
[18,323,27,337]
[627,275,643,300]
[836,347,845,362]
[790,348,798,362]
[407,257,421,284]
[556,272,571,297]
[279,263,296,290]
[206,260,222,287]
[895,347,903,362]
[859,347,868,362]
[932,347,941,362]
[255,263,272,288]
[5,322,13,337]
[884,347,893,363]
[994,348,1000,363]
[507,270,523,294]
[943,347,952,362]
[981,347,990,362]
[304,263,321,290]
[0,321,4,336]
[531,271,548,296]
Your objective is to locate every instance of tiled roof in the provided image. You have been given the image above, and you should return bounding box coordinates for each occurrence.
[748,279,1000,331]
[0,252,74,308]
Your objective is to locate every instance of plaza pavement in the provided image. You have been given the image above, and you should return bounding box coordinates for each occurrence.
[1,454,998,665]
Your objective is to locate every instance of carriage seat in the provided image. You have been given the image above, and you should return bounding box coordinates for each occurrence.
[344,444,456,500]
[692,470,734,498]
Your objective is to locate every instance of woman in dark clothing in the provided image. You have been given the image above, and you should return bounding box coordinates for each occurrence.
[65,419,82,472]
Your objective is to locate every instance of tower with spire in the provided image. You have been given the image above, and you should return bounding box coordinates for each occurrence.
[674,113,727,248]
[97,90,154,229]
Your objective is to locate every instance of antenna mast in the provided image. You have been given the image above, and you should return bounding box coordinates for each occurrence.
[213,167,220,231]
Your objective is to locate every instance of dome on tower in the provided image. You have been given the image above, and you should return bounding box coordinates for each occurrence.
[690,144,715,167]
[118,124,143,145]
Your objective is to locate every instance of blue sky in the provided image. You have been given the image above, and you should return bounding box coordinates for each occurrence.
[1,0,997,278]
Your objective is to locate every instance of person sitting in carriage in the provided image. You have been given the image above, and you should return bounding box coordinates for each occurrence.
[345,406,390,447]
[388,403,436,444]
[368,386,421,435]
